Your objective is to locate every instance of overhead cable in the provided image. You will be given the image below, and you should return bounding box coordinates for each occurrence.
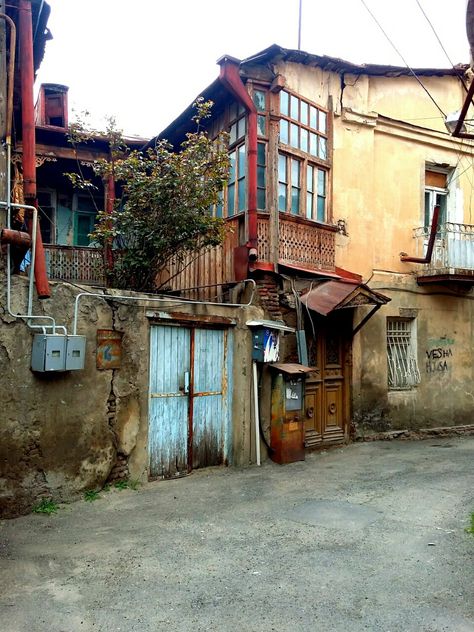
[359,0,446,117]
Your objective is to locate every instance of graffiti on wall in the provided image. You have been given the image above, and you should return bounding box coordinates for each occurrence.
[425,338,454,374]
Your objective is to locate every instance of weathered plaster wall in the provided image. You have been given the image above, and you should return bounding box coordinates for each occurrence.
[353,272,474,433]
[0,273,262,517]
[274,60,474,434]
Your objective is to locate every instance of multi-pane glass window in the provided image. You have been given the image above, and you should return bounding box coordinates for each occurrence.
[279,90,327,160]
[424,170,449,231]
[253,89,267,137]
[257,142,266,209]
[279,152,327,220]
[229,101,246,146]
[227,144,246,216]
[306,165,326,222]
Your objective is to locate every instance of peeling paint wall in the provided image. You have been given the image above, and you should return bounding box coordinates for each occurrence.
[274,60,474,433]
[353,273,474,433]
[0,271,262,517]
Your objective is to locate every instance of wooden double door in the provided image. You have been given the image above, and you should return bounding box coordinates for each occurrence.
[304,318,350,448]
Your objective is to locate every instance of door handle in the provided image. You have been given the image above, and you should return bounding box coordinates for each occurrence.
[184,371,190,394]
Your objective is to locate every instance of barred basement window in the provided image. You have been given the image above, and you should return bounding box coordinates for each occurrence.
[386,318,420,390]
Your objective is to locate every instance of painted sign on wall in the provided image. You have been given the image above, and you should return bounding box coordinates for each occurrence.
[425,338,454,374]
[96,329,123,370]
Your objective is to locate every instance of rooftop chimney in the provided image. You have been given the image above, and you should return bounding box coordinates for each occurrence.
[35,83,69,129]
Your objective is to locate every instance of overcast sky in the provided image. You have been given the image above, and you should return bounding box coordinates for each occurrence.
[36,0,470,139]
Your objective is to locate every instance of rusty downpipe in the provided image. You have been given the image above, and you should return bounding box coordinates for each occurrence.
[19,0,50,298]
[400,204,440,264]
[218,56,258,260]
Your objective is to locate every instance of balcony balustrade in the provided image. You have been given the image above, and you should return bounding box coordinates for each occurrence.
[412,222,474,283]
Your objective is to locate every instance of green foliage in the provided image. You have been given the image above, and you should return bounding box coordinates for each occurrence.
[466,512,474,535]
[114,479,141,491]
[33,498,59,515]
[84,489,100,502]
[66,101,229,293]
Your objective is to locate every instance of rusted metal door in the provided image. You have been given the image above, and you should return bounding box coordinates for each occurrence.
[148,325,232,479]
[304,324,348,448]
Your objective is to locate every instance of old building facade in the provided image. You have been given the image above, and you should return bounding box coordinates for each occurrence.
[157,44,474,441]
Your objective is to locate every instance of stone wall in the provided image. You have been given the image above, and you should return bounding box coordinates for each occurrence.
[0,272,261,517]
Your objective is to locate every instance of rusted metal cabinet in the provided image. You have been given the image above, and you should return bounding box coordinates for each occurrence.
[269,363,312,464]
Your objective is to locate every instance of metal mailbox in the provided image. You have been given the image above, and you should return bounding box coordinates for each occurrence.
[269,363,313,464]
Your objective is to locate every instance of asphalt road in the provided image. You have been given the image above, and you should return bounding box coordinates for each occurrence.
[1,437,473,632]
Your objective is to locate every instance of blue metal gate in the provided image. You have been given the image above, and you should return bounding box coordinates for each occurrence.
[148,325,233,479]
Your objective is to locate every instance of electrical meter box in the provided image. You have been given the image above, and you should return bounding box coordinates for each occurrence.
[65,335,87,370]
[31,334,67,372]
[31,334,86,372]
[269,363,313,464]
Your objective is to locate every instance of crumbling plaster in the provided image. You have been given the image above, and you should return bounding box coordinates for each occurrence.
[0,270,262,517]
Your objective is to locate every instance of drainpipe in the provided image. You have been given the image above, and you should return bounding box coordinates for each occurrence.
[218,56,258,260]
[18,0,50,298]
[400,205,440,264]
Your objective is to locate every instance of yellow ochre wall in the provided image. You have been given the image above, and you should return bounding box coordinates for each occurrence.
[276,61,474,432]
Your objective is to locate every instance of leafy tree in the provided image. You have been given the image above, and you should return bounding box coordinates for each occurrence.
[67,100,229,292]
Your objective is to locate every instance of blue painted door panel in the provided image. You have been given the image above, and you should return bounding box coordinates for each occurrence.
[148,326,190,479]
[148,325,233,478]
[193,329,227,468]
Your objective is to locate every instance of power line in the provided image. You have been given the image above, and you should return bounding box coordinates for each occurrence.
[414,0,470,93]
[359,0,446,117]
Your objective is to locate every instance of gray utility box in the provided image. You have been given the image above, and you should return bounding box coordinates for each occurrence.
[31,334,86,372]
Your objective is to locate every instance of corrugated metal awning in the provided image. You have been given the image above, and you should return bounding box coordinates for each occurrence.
[269,363,314,375]
[300,280,390,316]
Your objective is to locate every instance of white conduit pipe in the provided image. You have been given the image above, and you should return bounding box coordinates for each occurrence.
[252,360,261,466]
[1,198,57,332]
[72,279,257,335]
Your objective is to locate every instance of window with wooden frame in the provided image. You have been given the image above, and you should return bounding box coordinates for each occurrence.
[37,190,56,244]
[424,168,449,231]
[252,88,267,137]
[278,152,327,220]
[278,90,329,222]
[279,90,328,160]
[229,101,246,147]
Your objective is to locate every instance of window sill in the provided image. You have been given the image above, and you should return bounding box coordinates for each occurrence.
[278,212,337,232]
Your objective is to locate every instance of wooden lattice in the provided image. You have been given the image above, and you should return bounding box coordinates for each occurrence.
[257,217,270,261]
[44,246,105,285]
[279,217,335,271]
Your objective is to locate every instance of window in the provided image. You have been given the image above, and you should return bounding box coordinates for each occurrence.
[74,195,99,247]
[252,89,267,137]
[278,90,329,221]
[227,144,246,216]
[386,318,420,390]
[257,142,266,209]
[229,101,246,146]
[37,190,56,244]
[279,152,327,220]
[424,169,448,230]
[279,90,327,159]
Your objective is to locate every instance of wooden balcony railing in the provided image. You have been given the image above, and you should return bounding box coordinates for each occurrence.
[257,213,336,272]
[412,223,474,279]
[44,245,105,285]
